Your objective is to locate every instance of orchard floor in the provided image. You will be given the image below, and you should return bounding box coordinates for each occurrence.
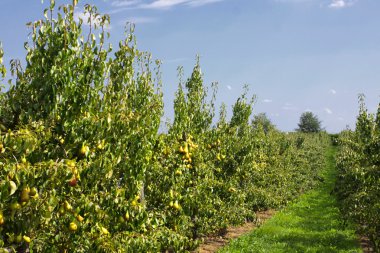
[202,147,364,253]
[196,210,276,253]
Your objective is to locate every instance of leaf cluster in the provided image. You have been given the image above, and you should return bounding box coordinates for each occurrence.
[335,95,380,251]
[0,1,330,251]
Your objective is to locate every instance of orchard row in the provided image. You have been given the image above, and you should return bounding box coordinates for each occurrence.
[0,1,329,252]
[335,96,380,252]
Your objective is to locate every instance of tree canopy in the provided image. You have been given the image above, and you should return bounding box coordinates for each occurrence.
[252,113,275,133]
[297,112,322,133]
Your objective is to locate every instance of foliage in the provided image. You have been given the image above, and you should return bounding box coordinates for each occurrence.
[0,1,330,252]
[296,112,322,133]
[335,95,380,252]
[220,147,362,253]
[252,113,275,134]
[329,133,339,146]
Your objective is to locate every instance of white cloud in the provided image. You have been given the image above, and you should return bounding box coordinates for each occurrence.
[275,0,357,9]
[74,12,112,28]
[282,102,298,111]
[140,0,190,9]
[329,89,337,95]
[328,0,355,9]
[226,85,232,90]
[262,99,272,103]
[112,0,141,7]
[187,0,223,7]
[324,108,333,114]
[111,0,224,9]
[274,0,313,3]
[337,117,344,121]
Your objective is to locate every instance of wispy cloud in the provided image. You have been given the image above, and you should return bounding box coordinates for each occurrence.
[282,105,298,111]
[324,107,333,114]
[74,12,112,29]
[328,0,355,9]
[112,0,141,7]
[262,99,273,103]
[329,89,337,95]
[274,0,313,3]
[187,0,223,7]
[139,0,188,9]
[226,85,232,90]
[274,0,357,9]
[74,12,101,26]
[111,0,224,9]
[119,16,157,25]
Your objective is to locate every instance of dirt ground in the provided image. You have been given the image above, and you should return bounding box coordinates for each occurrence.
[194,210,276,253]
[360,236,375,253]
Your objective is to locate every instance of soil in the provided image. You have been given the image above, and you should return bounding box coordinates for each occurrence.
[360,235,374,253]
[194,210,276,253]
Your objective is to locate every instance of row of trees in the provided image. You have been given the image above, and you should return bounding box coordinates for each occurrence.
[335,96,380,252]
[231,110,323,134]
[0,1,329,252]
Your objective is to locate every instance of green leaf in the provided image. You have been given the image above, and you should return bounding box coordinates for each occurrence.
[50,0,55,9]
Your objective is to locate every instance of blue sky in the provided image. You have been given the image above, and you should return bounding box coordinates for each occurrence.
[1,0,380,132]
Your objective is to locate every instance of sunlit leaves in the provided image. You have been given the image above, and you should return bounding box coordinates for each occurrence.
[0,0,332,252]
[336,96,380,249]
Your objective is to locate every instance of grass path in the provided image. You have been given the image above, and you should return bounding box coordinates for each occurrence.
[219,147,362,253]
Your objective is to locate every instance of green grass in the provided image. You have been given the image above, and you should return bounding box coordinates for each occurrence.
[219,146,362,253]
